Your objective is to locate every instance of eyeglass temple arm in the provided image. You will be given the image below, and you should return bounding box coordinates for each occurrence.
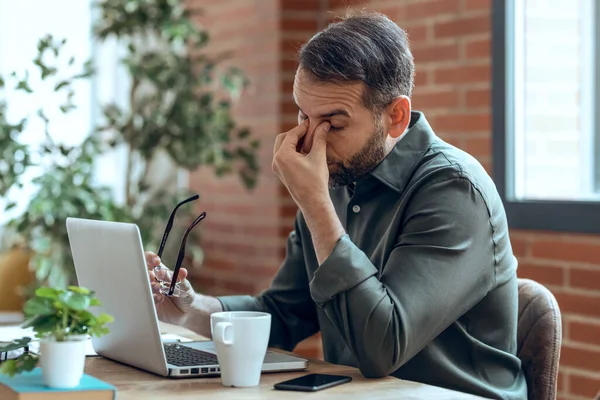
[157,194,200,257]
[168,212,207,296]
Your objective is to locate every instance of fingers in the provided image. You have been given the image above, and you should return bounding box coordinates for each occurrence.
[307,122,330,160]
[274,121,308,156]
[176,268,188,283]
[145,251,161,270]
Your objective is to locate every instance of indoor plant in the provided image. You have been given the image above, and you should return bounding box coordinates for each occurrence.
[0,0,259,290]
[0,286,113,388]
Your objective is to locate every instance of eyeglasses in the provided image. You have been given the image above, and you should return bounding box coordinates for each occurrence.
[153,194,206,297]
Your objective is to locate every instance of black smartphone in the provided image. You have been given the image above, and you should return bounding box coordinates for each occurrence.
[273,373,352,392]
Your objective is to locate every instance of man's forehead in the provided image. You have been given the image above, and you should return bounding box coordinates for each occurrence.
[293,70,364,115]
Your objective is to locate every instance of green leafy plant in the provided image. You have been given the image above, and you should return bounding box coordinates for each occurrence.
[0,286,113,377]
[0,0,259,289]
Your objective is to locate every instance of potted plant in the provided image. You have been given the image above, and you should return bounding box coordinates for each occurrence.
[0,286,113,388]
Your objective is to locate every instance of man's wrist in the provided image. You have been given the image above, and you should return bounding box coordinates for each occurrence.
[183,293,223,337]
[301,195,346,265]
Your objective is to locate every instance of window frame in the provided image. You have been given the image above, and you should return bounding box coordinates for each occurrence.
[492,0,600,234]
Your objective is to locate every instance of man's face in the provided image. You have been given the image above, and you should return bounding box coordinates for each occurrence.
[292,69,390,188]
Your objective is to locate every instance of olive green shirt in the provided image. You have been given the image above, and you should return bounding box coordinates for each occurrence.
[218,112,527,400]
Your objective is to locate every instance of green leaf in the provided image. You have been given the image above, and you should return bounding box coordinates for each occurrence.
[58,291,90,311]
[54,80,69,91]
[96,313,114,324]
[35,287,60,299]
[23,298,54,316]
[0,353,39,377]
[15,80,33,93]
[237,128,250,139]
[67,286,90,295]
[0,337,32,352]
[90,298,101,306]
[22,314,60,334]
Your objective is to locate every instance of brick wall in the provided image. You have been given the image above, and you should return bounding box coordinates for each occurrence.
[188,0,600,398]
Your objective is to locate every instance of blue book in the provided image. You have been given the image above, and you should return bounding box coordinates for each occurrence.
[0,368,116,400]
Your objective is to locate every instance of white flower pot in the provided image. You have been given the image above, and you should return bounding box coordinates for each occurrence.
[39,337,87,388]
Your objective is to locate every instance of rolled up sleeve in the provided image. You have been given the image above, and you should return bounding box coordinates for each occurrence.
[309,235,378,305]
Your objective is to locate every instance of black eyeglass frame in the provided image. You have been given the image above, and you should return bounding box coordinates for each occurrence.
[156,194,206,296]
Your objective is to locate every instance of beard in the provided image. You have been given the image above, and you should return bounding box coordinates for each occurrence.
[328,117,387,188]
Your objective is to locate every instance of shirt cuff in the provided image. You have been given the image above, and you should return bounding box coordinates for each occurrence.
[216,295,261,312]
[309,234,378,306]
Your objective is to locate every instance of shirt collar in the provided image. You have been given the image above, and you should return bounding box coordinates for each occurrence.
[366,111,436,194]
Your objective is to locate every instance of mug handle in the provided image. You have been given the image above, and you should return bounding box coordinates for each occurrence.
[213,322,234,346]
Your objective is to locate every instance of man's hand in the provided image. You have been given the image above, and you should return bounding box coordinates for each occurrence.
[272,121,345,265]
[145,251,196,327]
[272,120,331,213]
[145,251,224,338]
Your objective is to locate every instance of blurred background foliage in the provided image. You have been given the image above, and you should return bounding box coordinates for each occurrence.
[0,0,259,291]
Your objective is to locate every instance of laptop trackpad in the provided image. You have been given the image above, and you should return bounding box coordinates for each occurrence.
[184,340,218,354]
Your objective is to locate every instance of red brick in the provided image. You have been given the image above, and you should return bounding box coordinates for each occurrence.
[221,279,259,295]
[281,99,300,115]
[465,37,490,59]
[411,89,459,109]
[436,113,490,132]
[414,70,430,86]
[193,274,223,291]
[434,65,490,84]
[281,17,319,32]
[413,43,459,63]
[282,0,321,12]
[554,291,600,318]
[328,0,367,9]
[406,0,460,20]
[280,57,299,71]
[466,88,490,107]
[510,237,527,257]
[531,240,600,265]
[569,321,600,346]
[569,268,600,291]
[201,257,237,272]
[516,262,565,286]
[558,371,566,393]
[434,15,490,38]
[463,137,490,157]
[407,25,428,43]
[561,344,600,372]
[480,159,491,175]
[281,38,308,53]
[464,0,491,11]
[439,134,462,148]
[376,7,400,21]
[568,373,600,397]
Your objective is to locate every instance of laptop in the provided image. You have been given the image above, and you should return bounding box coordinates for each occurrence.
[65,217,308,378]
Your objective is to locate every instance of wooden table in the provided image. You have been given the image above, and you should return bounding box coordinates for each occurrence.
[84,323,489,399]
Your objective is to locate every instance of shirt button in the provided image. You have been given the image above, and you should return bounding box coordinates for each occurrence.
[352,205,361,213]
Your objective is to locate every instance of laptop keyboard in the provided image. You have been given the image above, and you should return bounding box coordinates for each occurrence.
[164,344,218,367]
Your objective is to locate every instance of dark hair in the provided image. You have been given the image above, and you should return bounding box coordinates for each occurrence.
[298,11,414,112]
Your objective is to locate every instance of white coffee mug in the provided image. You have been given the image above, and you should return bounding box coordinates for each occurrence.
[210,311,271,387]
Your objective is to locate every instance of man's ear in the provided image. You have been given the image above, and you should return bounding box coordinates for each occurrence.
[384,96,411,139]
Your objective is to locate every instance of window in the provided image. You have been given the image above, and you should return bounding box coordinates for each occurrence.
[0,0,94,224]
[0,0,133,225]
[493,0,600,233]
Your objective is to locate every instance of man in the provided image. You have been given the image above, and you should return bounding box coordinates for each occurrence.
[146,11,528,400]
